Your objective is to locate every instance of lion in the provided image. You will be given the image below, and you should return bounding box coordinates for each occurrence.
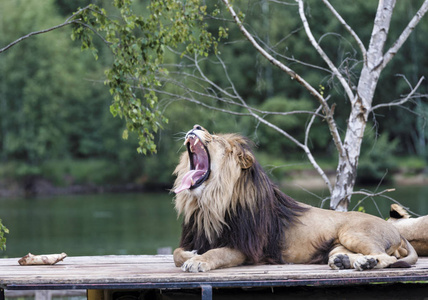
[388,204,428,256]
[172,125,418,272]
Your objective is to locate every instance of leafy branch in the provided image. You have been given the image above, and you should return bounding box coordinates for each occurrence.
[0,219,9,251]
[70,0,224,154]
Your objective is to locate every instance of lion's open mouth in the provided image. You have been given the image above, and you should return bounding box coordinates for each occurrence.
[174,133,210,193]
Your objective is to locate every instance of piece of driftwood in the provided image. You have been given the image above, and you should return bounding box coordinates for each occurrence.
[18,252,67,266]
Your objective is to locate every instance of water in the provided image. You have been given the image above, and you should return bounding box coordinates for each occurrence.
[0,193,181,258]
[0,186,427,258]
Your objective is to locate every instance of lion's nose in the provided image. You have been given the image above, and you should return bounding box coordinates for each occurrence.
[193,124,203,131]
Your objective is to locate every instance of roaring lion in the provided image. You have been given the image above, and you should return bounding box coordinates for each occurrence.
[172,125,418,272]
[388,204,428,256]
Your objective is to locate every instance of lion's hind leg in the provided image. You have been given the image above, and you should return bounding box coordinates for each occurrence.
[328,246,400,271]
[328,246,364,270]
[328,237,404,271]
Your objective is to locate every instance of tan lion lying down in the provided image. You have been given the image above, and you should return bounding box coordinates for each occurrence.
[172,125,418,272]
[388,204,428,256]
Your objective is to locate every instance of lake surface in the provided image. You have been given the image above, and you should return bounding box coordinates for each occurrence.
[1,185,427,258]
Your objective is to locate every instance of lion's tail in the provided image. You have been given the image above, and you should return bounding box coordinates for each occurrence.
[389,204,410,220]
[389,237,418,268]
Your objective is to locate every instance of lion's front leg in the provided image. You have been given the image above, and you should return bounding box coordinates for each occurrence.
[173,248,198,267]
[180,247,246,273]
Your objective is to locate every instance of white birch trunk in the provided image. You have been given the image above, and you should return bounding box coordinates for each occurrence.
[330,0,396,211]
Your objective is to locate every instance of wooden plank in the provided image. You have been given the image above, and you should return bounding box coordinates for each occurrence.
[0,255,428,289]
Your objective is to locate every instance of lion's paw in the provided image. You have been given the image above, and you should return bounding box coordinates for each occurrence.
[328,254,351,270]
[173,249,199,267]
[353,256,378,271]
[181,256,211,273]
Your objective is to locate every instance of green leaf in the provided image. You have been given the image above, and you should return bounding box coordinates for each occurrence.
[122,129,129,140]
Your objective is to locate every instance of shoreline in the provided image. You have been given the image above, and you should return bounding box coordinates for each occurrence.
[0,170,426,199]
[0,177,170,199]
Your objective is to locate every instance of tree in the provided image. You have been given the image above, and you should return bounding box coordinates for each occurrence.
[151,0,428,211]
[2,0,428,211]
[0,219,8,251]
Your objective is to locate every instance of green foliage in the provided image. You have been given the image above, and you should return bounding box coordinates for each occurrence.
[0,219,8,251]
[357,130,399,185]
[71,0,224,154]
[41,159,121,185]
[0,0,113,165]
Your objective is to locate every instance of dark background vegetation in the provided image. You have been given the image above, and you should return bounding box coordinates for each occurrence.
[0,0,426,196]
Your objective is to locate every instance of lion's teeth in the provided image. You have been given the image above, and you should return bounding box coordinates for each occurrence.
[194,138,199,145]
[190,178,194,185]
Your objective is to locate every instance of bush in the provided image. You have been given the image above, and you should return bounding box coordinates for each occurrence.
[41,159,125,186]
[0,219,8,251]
[357,132,398,185]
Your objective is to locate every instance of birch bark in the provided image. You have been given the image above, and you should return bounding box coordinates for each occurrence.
[330,0,396,211]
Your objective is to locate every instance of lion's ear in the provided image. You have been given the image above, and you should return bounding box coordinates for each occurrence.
[237,148,254,169]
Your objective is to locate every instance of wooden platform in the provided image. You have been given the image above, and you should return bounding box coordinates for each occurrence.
[1,255,428,299]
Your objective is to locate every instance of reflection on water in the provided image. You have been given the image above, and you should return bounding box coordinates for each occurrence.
[0,186,427,258]
[0,193,181,258]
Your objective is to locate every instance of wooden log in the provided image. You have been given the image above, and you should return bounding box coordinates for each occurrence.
[18,253,67,266]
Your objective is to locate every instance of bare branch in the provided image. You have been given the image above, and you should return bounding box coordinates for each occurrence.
[371,76,425,111]
[304,105,323,147]
[0,22,76,53]
[382,0,428,68]
[222,0,346,162]
[350,188,421,217]
[351,188,396,197]
[221,0,323,103]
[154,88,252,116]
[304,104,333,193]
[297,0,355,101]
[266,0,297,5]
[253,32,333,74]
[321,0,367,63]
[152,50,326,120]
[0,6,91,54]
[157,75,322,118]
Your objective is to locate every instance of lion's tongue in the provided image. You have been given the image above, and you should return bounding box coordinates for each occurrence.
[174,169,205,193]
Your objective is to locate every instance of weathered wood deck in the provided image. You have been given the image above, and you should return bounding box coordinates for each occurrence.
[1,255,428,299]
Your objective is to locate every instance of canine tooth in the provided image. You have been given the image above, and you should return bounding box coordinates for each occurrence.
[194,138,199,145]
[190,178,195,185]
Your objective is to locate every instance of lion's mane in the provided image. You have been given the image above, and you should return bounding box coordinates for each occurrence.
[173,133,307,264]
